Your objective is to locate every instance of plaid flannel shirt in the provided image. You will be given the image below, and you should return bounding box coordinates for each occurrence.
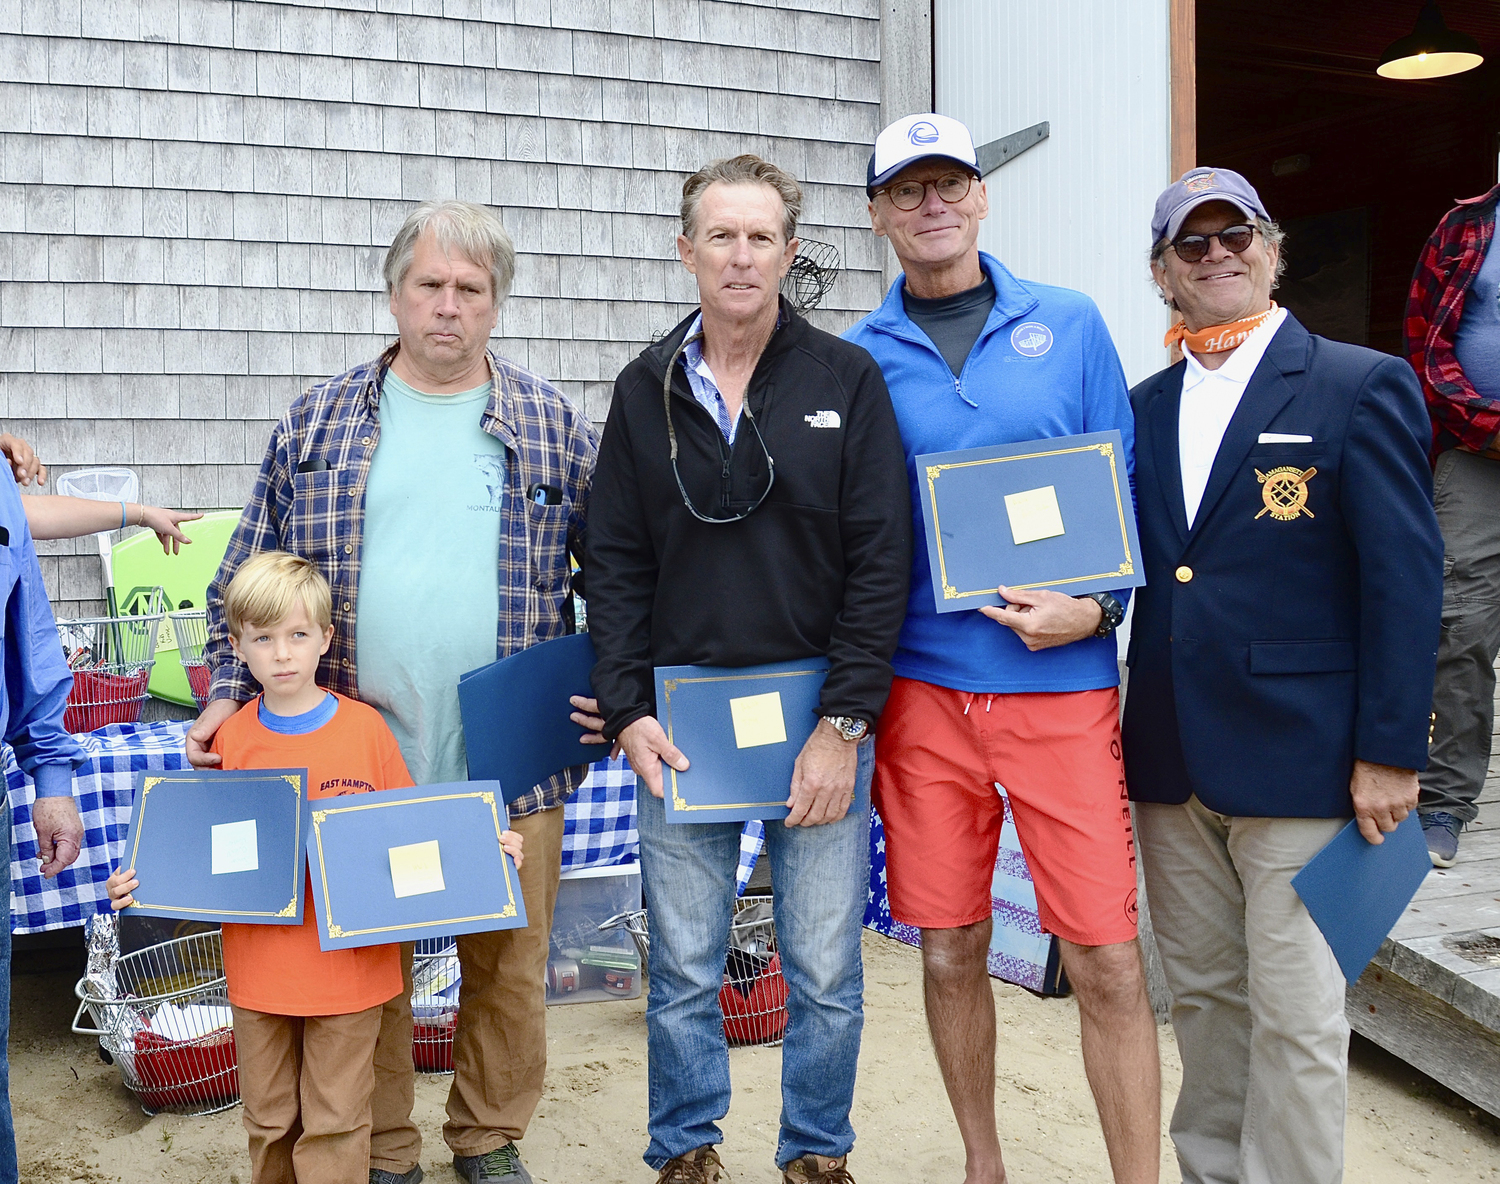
[1405,183,1500,457]
[206,343,599,817]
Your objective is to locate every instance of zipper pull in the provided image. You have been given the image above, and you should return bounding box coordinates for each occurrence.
[955,376,978,410]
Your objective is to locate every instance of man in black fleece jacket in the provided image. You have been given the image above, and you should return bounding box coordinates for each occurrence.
[585,155,910,1184]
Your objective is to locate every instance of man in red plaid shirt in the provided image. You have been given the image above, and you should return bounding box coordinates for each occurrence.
[1405,181,1500,867]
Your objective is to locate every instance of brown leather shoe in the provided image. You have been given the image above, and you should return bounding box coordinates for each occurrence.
[782,1154,856,1183]
[655,1146,729,1183]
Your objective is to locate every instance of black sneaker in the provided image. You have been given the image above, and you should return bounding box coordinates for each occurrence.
[1421,810,1462,868]
[370,1168,424,1184]
[453,1144,533,1184]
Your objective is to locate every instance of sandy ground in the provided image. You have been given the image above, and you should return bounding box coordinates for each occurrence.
[13,931,1500,1183]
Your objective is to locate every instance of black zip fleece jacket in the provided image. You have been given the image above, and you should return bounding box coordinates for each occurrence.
[587,304,912,740]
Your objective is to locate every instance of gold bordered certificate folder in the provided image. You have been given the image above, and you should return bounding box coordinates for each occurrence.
[915,429,1145,612]
[657,658,829,825]
[305,780,528,951]
[121,768,308,924]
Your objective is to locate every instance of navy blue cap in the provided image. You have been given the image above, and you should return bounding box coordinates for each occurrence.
[1151,167,1270,245]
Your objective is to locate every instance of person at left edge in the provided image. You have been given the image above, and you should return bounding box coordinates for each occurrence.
[0,459,87,1184]
[587,154,911,1184]
[188,200,599,1184]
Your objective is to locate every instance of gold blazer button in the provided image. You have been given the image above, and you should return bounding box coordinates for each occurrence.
[1175,565,1193,583]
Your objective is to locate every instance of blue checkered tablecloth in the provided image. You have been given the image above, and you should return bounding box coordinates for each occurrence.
[9,726,657,934]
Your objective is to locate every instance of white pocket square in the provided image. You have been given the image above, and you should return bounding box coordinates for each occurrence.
[1258,433,1313,443]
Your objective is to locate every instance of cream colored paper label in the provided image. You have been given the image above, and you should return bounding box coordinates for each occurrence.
[389,840,446,898]
[1004,485,1066,545]
[729,691,788,749]
[210,819,259,875]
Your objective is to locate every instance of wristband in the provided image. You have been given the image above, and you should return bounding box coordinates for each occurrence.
[119,501,127,530]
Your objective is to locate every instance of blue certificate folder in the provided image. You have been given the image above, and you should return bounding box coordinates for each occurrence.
[122,769,308,924]
[657,658,829,825]
[1291,812,1432,983]
[305,780,528,951]
[459,632,597,805]
[915,430,1145,612]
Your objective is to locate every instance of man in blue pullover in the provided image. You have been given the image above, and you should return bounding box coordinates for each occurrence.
[844,114,1159,1184]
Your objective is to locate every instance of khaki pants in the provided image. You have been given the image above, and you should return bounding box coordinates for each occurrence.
[1137,796,1349,1184]
[232,1002,385,1184]
[369,805,566,1170]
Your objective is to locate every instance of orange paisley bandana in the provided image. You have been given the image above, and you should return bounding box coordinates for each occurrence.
[1164,302,1279,354]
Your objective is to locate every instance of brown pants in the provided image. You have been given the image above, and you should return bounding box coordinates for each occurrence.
[232,1002,385,1184]
[369,805,566,1170]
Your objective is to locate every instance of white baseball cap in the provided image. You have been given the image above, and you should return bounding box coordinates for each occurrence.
[867,113,980,195]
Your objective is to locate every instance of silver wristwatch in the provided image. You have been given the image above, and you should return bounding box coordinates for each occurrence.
[823,715,869,742]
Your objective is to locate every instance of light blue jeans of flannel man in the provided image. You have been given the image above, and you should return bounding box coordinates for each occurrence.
[636,738,874,1171]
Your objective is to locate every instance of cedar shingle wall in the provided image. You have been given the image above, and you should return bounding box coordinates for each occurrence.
[0,0,884,616]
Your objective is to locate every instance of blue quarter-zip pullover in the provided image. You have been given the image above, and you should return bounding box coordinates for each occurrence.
[844,252,1136,693]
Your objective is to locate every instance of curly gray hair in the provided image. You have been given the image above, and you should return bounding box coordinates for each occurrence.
[383,200,516,303]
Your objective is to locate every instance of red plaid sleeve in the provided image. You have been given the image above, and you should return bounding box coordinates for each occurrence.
[1405,187,1500,457]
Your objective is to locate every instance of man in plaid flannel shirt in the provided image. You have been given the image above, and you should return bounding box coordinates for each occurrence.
[190,201,598,1184]
[1406,182,1500,868]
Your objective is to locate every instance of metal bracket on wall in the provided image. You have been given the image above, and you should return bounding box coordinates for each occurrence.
[975,121,1050,176]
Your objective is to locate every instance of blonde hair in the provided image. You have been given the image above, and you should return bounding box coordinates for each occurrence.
[223,552,332,638]
[680,154,802,243]
[383,199,516,302]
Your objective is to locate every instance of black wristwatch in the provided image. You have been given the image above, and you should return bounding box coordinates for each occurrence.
[1081,591,1125,639]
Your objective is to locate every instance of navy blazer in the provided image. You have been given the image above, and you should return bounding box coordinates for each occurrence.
[1122,314,1442,818]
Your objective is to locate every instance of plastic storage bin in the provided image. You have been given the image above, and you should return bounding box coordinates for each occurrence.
[546,864,642,1006]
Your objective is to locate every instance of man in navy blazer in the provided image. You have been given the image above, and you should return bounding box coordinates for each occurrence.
[1122,168,1442,1184]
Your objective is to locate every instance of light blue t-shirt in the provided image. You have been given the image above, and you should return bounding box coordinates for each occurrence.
[1455,233,1500,401]
[356,371,504,785]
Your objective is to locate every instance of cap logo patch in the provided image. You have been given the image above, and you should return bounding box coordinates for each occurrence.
[1011,321,1054,357]
[1184,171,1217,193]
[907,121,941,146]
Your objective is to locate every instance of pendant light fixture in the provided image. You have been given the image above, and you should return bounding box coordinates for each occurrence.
[1377,2,1484,79]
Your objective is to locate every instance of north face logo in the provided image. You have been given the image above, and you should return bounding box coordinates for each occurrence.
[804,410,841,429]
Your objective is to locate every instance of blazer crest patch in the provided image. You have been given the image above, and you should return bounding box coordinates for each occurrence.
[1255,466,1317,521]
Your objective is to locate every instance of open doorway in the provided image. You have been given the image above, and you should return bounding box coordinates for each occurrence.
[1193,0,1500,355]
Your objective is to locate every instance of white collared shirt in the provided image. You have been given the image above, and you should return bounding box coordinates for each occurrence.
[1178,306,1288,527]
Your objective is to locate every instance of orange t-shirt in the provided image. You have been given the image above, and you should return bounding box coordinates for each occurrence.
[211,693,413,1016]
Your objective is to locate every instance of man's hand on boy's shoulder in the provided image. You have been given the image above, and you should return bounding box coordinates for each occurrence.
[187,698,245,768]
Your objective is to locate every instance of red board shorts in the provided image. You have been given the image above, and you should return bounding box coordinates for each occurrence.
[874,676,1139,947]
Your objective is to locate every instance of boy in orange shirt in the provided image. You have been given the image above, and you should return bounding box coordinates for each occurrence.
[108,552,522,1184]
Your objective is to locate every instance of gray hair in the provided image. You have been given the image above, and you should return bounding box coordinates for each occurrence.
[383,200,516,302]
[681,154,802,243]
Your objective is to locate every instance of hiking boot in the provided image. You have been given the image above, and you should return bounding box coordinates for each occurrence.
[1421,810,1462,868]
[782,1154,856,1184]
[453,1143,532,1184]
[655,1146,729,1183]
[371,1169,424,1184]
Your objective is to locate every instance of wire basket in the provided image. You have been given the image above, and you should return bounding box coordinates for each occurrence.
[58,592,165,732]
[169,609,211,710]
[599,894,788,1047]
[411,938,461,1074]
[72,930,239,1116]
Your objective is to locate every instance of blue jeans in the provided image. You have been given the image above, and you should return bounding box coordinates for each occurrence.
[0,796,16,1184]
[637,740,873,1171]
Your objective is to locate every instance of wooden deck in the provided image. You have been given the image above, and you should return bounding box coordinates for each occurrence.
[1346,697,1500,1115]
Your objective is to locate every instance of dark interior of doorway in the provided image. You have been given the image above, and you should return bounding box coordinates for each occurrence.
[1195,1,1500,356]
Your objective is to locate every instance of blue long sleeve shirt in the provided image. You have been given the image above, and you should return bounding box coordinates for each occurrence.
[844,252,1136,694]
[0,480,84,797]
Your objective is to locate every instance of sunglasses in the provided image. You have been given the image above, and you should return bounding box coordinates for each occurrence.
[662,332,777,524]
[1170,224,1257,264]
[878,172,974,212]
